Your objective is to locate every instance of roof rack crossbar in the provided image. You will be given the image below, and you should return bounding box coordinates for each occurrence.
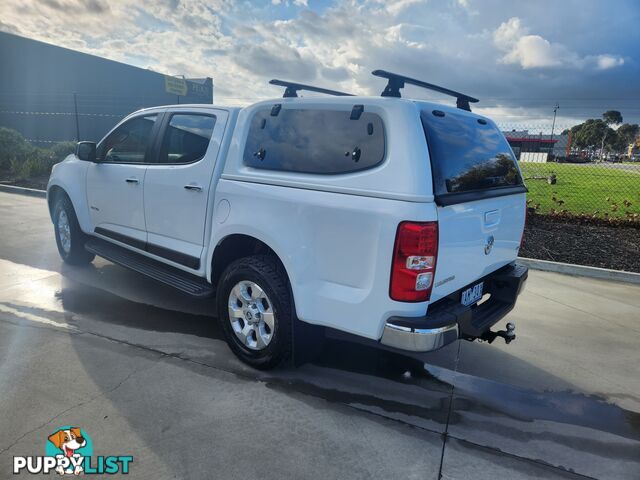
[371,70,479,111]
[269,79,354,98]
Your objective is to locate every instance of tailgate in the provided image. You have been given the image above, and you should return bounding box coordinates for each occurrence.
[419,107,526,301]
[432,193,525,300]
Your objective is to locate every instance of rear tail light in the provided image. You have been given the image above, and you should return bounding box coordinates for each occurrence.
[390,221,438,302]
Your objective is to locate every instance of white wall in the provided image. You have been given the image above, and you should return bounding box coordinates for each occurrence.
[520,152,548,163]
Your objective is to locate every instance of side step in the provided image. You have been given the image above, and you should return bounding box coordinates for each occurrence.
[85,238,214,298]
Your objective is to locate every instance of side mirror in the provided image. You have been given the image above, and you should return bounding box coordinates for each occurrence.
[76,141,97,162]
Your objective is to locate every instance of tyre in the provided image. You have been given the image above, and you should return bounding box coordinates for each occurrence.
[53,195,95,265]
[217,255,293,369]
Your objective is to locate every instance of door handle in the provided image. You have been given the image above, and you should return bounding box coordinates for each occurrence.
[184,184,203,192]
[125,178,139,184]
[484,209,500,227]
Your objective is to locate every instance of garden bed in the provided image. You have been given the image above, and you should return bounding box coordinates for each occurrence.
[521,213,640,273]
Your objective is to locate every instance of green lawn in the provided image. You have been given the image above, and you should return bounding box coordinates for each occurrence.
[519,162,640,219]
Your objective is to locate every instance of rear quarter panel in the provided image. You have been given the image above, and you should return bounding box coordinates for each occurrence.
[211,179,438,340]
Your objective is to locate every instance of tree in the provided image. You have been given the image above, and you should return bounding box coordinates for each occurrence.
[600,110,623,160]
[615,123,640,152]
[603,110,623,125]
[570,119,617,154]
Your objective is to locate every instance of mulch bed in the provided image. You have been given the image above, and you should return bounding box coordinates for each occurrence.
[521,213,640,273]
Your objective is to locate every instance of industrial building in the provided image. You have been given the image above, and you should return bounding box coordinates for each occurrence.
[0,31,213,145]
[504,129,571,162]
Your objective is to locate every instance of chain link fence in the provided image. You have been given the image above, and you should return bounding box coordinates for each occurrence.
[494,122,640,223]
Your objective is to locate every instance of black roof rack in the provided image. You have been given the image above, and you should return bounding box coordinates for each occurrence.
[269,79,354,98]
[371,70,479,112]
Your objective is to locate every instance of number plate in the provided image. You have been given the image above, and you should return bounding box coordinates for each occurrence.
[461,282,484,306]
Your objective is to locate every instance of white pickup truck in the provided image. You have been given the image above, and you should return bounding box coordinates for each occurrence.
[47,71,528,369]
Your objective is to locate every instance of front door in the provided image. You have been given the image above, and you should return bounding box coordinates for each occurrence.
[86,113,160,248]
[143,109,227,270]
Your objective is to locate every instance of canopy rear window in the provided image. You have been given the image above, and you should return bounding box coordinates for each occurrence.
[421,110,524,204]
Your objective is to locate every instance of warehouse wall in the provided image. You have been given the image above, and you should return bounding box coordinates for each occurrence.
[0,31,213,145]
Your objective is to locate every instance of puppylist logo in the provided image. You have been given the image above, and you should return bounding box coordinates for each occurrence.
[13,426,133,475]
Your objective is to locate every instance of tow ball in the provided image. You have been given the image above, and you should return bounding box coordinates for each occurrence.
[479,322,516,344]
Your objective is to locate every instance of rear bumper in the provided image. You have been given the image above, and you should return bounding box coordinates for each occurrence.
[380,262,528,352]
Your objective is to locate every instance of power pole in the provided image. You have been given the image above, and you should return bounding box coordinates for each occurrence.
[550,103,559,159]
[73,92,81,141]
[550,103,559,141]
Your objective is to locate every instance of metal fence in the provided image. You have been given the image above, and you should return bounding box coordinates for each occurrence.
[0,92,185,146]
[495,123,639,222]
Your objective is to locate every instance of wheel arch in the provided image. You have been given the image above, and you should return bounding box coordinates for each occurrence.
[47,185,68,220]
[46,178,92,234]
[209,234,292,292]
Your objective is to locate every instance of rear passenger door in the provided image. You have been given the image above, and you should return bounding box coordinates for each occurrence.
[143,109,228,270]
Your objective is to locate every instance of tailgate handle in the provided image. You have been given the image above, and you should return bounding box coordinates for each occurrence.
[484,210,500,227]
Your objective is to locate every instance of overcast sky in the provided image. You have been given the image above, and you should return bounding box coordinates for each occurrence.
[1,0,638,129]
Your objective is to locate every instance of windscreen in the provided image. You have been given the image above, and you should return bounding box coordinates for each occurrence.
[421,110,523,198]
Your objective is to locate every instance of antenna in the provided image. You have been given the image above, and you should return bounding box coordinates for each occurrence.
[269,79,353,98]
[371,70,479,111]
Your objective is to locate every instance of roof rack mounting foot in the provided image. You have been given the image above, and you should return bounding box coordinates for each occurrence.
[372,69,479,112]
[269,79,353,98]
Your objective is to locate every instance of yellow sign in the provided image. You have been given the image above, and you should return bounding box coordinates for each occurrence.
[165,75,188,96]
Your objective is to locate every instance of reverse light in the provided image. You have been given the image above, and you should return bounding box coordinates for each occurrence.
[390,222,439,302]
[406,255,434,270]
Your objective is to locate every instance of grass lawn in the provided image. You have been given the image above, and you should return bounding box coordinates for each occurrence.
[519,162,640,219]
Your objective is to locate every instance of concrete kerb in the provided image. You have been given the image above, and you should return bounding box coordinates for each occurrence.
[0,184,47,198]
[518,257,640,285]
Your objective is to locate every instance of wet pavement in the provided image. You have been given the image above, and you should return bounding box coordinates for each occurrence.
[0,191,639,479]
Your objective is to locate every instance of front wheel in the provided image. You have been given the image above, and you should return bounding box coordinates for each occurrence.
[53,196,95,265]
[217,255,293,369]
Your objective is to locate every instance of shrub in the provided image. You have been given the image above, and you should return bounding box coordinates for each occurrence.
[0,127,32,173]
[0,128,75,179]
[49,141,76,163]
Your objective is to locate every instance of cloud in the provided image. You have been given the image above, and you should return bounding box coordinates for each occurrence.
[383,0,424,16]
[493,17,625,71]
[596,54,624,70]
[0,0,636,124]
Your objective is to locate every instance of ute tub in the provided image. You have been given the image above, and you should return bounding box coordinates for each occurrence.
[380,263,528,352]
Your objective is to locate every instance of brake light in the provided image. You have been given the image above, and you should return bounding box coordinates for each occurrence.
[390,222,438,302]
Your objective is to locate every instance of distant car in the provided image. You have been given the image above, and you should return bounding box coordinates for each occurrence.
[565,154,591,164]
[47,71,528,369]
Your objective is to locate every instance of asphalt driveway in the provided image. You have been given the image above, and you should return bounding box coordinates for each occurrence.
[0,191,639,479]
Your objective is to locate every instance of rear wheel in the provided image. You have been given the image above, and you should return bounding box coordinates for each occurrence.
[217,255,293,369]
[53,196,95,265]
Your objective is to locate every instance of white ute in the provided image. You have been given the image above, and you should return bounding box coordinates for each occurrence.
[47,70,528,369]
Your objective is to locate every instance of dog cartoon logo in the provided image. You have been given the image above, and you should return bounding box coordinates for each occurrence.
[13,426,132,475]
[47,427,88,475]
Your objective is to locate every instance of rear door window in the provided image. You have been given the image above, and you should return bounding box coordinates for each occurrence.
[243,107,385,174]
[421,110,523,200]
[157,113,216,164]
